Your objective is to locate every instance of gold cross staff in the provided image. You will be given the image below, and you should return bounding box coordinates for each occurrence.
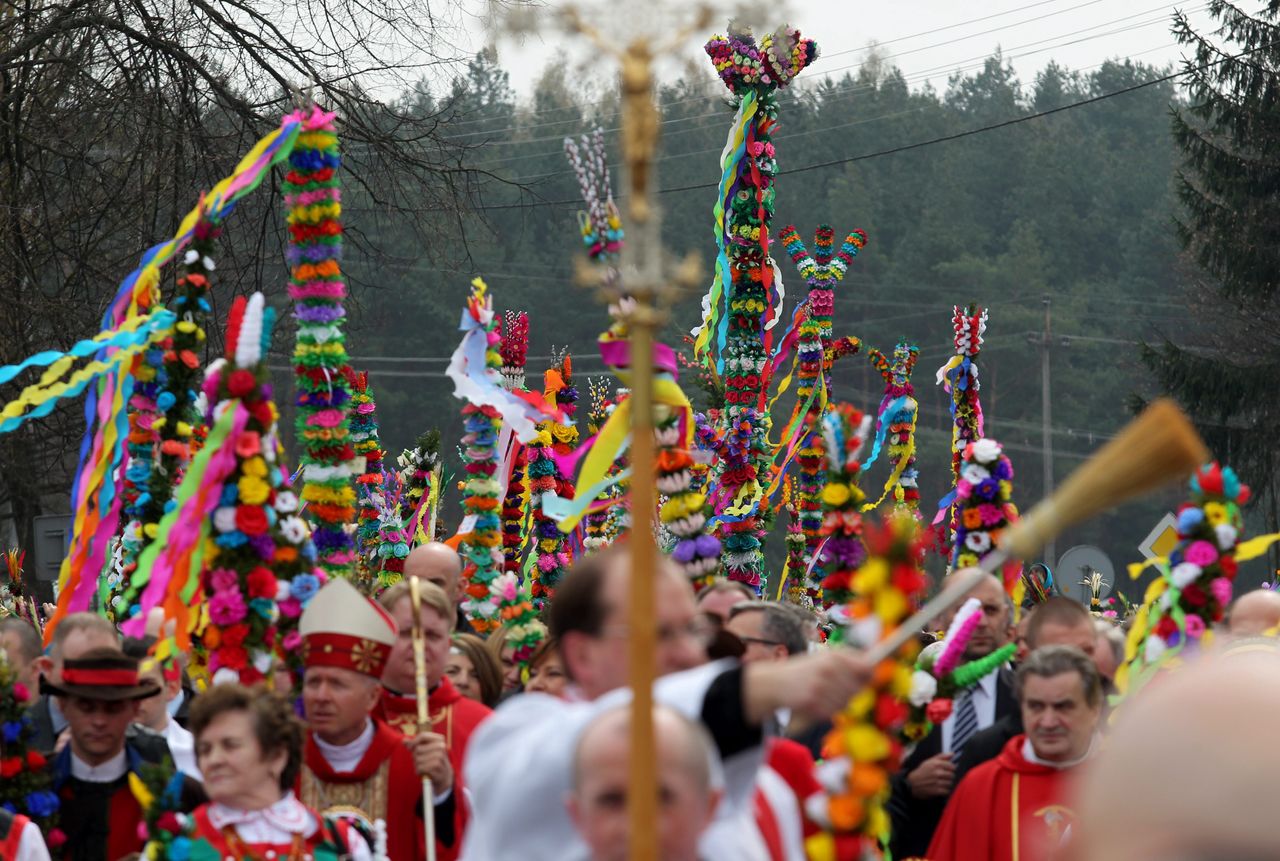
[561,6,709,859]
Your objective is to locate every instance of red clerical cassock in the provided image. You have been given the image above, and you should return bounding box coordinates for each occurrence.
[926,734,1082,861]
[377,675,489,861]
[295,578,429,861]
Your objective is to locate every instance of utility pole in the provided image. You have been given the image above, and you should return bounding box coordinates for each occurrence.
[1040,295,1055,569]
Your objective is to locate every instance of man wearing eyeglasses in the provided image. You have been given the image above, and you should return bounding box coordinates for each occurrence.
[725,602,825,848]
[460,545,873,861]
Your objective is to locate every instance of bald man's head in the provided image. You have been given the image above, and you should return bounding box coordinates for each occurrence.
[953,571,1012,660]
[569,704,722,861]
[1073,650,1280,860]
[404,542,464,608]
[1228,589,1280,638]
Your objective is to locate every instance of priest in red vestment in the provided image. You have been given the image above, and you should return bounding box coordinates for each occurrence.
[927,645,1104,861]
[296,578,457,861]
[377,577,492,762]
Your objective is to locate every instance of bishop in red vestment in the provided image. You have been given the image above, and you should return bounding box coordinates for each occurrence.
[299,716,429,860]
[296,578,458,861]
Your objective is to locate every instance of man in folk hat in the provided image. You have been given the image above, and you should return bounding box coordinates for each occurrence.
[297,577,455,861]
[41,646,203,861]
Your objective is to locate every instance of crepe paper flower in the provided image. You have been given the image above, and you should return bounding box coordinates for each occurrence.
[456,281,512,632]
[527,350,579,608]
[348,371,387,590]
[808,510,927,856]
[934,598,982,678]
[908,670,938,707]
[495,312,536,576]
[814,404,871,608]
[0,655,60,834]
[396,428,441,548]
[779,497,813,610]
[864,341,922,517]
[195,292,320,689]
[949,436,1020,591]
[286,105,356,580]
[1120,461,1251,695]
[114,216,222,619]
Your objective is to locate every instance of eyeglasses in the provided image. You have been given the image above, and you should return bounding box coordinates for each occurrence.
[601,618,719,648]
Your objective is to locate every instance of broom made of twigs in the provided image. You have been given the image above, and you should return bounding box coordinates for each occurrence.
[866,398,1208,665]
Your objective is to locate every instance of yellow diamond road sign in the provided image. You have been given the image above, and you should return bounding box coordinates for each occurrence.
[1139,512,1179,560]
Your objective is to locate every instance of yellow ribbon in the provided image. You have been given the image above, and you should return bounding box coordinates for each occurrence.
[1127,531,1280,580]
[557,375,692,534]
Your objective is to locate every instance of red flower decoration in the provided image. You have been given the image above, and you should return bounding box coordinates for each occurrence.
[236,506,268,535]
[220,645,249,670]
[1155,617,1179,640]
[249,399,274,428]
[228,369,256,397]
[1219,556,1239,579]
[0,757,22,778]
[1182,583,1208,608]
[926,698,953,724]
[247,566,278,599]
[221,623,250,648]
[25,751,45,770]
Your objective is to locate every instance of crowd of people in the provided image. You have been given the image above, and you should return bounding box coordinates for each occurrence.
[2,539,1279,861]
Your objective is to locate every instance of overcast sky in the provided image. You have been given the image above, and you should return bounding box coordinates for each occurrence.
[455,0,1219,101]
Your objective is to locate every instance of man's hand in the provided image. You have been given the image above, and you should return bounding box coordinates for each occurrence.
[743,647,875,724]
[907,752,954,799]
[407,731,453,791]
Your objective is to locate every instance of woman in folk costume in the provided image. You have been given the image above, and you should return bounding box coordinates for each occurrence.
[185,683,373,859]
[297,577,457,861]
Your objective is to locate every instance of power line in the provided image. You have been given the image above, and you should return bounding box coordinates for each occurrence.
[441,0,1169,146]
[438,0,1152,131]
[482,47,1194,212]
[462,11,1189,173]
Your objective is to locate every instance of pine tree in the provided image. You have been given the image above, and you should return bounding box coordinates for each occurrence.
[1142,2,1280,524]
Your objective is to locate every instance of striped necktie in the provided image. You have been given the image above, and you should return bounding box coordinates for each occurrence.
[952,686,979,754]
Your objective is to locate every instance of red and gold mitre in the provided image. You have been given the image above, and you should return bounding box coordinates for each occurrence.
[299,578,397,677]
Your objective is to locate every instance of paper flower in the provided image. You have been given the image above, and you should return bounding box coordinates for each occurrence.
[808,511,928,856]
[1122,462,1251,694]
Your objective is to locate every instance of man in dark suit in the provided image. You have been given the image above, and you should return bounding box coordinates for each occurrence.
[888,573,1017,860]
[26,612,118,753]
[953,596,1115,785]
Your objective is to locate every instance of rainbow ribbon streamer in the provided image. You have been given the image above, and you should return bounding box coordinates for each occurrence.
[43,116,302,642]
[0,310,175,433]
[119,404,245,639]
[692,91,758,373]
